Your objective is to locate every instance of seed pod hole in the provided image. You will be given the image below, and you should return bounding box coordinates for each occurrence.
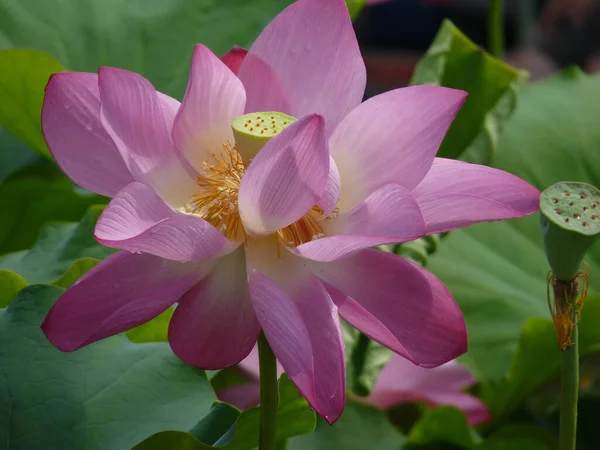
[541,182,600,235]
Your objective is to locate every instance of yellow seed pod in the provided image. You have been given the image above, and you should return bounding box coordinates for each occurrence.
[231,111,297,161]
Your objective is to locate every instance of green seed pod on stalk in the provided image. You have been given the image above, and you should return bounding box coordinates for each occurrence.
[540,182,600,282]
[540,182,600,450]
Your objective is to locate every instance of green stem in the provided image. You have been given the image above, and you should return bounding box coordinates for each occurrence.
[350,332,372,396]
[515,0,536,47]
[259,332,278,450]
[488,0,505,59]
[559,306,579,450]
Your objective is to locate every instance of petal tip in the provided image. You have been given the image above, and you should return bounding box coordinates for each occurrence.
[445,87,468,111]
[415,324,468,369]
[301,112,326,129]
[302,113,327,138]
[306,386,345,425]
[320,400,345,425]
[97,66,116,78]
[223,45,248,56]
[41,317,80,353]
[221,44,249,76]
[97,66,143,87]
[44,71,62,91]
[192,43,211,56]
[418,85,468,111]
[97,67,126,94]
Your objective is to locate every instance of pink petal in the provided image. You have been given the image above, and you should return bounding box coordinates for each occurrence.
[173,45,247,173]
[412,158,540,234]
[237,344,284,380]
[42,72,134,197]
[371,357,473,403]
[237,53,291,116]
[98,67,197,207]
[95,182,235,261]
[318,157,341,216]
[330,86,467,212]
[312,249,467,367]
[412,361,476,391]
[429,391,491,425]
[368,355,490,425]
[217,383,261,410]
[238,345,261,379]
[221,45,248,76]
[295,184,426,262]
[238,114,329,237]
[169,247,260,369]
[238,0,365,134]
[42,251,212,352]
[248,270,345,424]
[157,92,182,119]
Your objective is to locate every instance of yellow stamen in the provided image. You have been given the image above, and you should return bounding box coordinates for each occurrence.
[277,206,337,248]
[189,142,246,241]
[187,111,337,247]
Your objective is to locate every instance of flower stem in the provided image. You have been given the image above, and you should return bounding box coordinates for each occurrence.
[488,0,504,59]
[259,332,278,450]
[559,304,579,450]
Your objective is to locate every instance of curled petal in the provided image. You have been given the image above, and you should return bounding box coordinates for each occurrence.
[330,86,467,212]
[42,251,212,351]
[311,249,467,367]
[173,44,247,173]
[318,157,341,216]
[42,72,134,196]
[412,158,540,234]
[98,67,197,207]
[295,185,425,262]
[239,0,365,134]
[169,247,260,369]
[95,182,235,261]
[238,114,329,237]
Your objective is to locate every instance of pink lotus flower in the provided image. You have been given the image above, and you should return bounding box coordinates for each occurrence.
[41,0,539,423]
[366,355,491,426]
[218,348,489,426]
